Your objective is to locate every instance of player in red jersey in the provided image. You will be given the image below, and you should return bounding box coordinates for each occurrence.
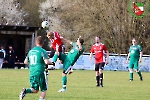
[46,31,73,74]
[90,36,109,87]
[47,31,64,58]
[45,31,64,74]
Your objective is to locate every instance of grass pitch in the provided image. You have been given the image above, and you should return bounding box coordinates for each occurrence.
[0,69,150,100]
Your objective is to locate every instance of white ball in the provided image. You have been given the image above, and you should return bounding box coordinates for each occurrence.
[41,21,49,28]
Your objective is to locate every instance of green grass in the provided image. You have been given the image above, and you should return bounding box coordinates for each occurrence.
[0,69,150,100]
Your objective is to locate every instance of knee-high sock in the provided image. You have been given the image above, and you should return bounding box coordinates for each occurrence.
[62,76,67,89]
[100,73,103,85]
[130,72,133,80]
[137,71,142,78]
[26,88,32,93]
[39,98,45,100]
[96,76,100,85]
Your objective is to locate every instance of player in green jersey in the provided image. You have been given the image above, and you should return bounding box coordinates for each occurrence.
[53,36,84,92]
[126,38,143,81]
[19,36,54,100]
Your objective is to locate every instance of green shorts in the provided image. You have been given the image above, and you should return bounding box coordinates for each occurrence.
[129,60,139,69]
[30,72,48,92]
[63,59,72,74]
[59,53,73,74]
[59,53,67,63]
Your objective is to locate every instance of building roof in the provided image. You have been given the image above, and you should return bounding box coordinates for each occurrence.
[0,25,41,32]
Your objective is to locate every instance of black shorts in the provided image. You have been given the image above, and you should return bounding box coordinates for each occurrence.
[49,49,55,58]
[95,62,105,71]
[49,45,65,58]
[48,49,62,60]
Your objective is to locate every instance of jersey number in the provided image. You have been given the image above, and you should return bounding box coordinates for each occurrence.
[131,50,135,53]
[29,55,37,65]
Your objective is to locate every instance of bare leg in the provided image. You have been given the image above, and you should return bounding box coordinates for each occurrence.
[39,91,46,100]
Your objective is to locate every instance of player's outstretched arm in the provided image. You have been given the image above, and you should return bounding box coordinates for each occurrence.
[61,37,72,44]
[89,52,93,60]
[126,53,130,63]
[44,59,53,65]
[139,51,143,63]
[77,37,82,51]
[105,50,109,65]
[24,58,28,65]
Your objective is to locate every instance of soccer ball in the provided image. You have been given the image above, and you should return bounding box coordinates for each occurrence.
[41,21,49,28]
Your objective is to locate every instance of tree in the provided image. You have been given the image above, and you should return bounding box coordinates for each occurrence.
[18,0,45,26]
[39,0,150,54]
[0,0,28,25]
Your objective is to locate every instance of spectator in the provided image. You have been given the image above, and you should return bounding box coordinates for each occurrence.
[0,46,6,69]
[8,45,16,68]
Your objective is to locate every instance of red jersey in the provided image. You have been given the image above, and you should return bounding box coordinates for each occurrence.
[50,32,63,52]
[90,43,108,63]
